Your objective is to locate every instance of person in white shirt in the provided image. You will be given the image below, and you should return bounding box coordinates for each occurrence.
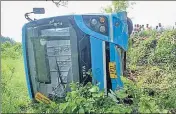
[158,23,164,32]
[146,24,151,30]
[141,25,145,31]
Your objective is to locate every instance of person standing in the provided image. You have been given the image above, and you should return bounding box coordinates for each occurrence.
[158,23,164,32]
[136,24,140,33]
[156,26,158,31]
[133,24,137,34]
[139,25,142,32]
[146,24,150,30]
[141,25,145,31]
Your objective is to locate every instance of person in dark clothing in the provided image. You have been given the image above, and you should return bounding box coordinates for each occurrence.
[133,24,137,34]
[159,23,162,27]
[136,24,140,32]
[156,26,158,31]
[146,24,149,29]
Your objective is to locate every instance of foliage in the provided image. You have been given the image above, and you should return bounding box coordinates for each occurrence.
[128,30,176,70]
[25,76,169,113]
[28,82,131,113]
[1,58,30,113]
[1,29,176,113]
[127,29,176,112]
[102,1,135,13]
[1,41,22,59]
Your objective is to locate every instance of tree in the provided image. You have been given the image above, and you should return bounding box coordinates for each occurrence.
[0,36,15,44]
[102,0,135,13]
[50,0,68,8]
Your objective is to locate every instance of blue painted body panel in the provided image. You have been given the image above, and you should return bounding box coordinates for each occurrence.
[74,12,128,51]
[109,43,123,90]
[112,13,128,51]
[90,36,104,90]
[74,15,109,42]
[22,24,33,99]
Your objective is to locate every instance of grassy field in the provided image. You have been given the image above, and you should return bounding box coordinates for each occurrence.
[1,57,30,113]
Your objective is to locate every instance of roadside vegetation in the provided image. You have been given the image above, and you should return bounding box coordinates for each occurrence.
[1,29,176,113]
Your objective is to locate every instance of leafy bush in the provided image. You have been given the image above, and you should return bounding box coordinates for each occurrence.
[26,77,168,113]
[1,42,22,59]
[127,29,176,112]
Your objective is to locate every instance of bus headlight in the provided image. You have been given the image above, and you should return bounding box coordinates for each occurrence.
[91,18,98,26]
[99,25,106,33]
[99,17,105,23]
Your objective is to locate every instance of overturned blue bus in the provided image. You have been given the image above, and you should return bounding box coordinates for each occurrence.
[22,9,133,100]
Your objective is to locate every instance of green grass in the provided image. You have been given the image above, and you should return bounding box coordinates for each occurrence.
[1,57,30,113]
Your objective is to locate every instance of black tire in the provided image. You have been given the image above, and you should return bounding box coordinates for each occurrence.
[121,50,126,76]
[123,51,127,76]
[127,17,133,36]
